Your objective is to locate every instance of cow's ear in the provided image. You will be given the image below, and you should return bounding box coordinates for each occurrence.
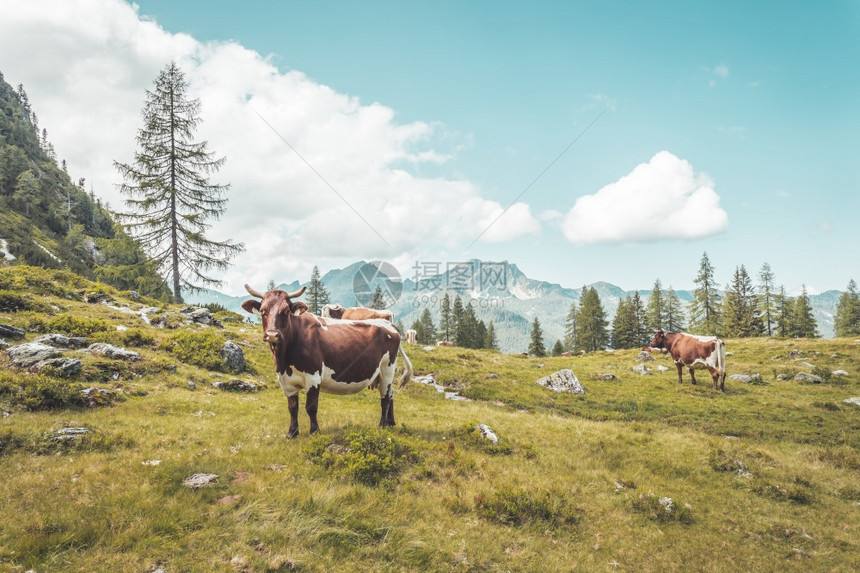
[291,301,309,316]
[241,299,261,315]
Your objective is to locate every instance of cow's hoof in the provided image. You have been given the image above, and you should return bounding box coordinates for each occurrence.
[286,430,299,439]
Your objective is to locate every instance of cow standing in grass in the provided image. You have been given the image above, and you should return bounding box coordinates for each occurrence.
[646,329,727,391]
[242,285,412,437]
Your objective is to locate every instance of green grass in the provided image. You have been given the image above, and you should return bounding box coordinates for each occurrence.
[0,266,858,571]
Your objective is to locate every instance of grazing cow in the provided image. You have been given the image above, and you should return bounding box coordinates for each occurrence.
[436,340,454,347]
[404,329,417,344]
[646,329,726,390]
[242,285,413,437]
[321,303,394,322]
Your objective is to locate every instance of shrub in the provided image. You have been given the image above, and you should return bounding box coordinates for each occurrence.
[475,487,579,527]
[162,330,228,371]
[305,428,420,486]
[0,290,51,313]
[0,373,85,410]
[38,314,112,337]
[811,366,832,383]
[456,421,514,455]
[631,493,693,524]
[92,327,156,348]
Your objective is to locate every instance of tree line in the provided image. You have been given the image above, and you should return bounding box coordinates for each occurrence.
[529,252,860,354]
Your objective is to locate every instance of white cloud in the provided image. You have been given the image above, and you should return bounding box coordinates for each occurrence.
[562,151,728,244]
[714,64,729,79]
[0,0,539,294]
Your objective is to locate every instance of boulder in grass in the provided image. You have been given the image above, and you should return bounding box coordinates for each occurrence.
[537,369,585,394]
[6,342,60,367]
[37,357,83,376]
[474,424,499,444]
[212,379,263,392]
[0,324,25,340]
[635,351,654,362]
[182,473,219,489]
[632,363,652,376]
[220,340,246,373]
[86,342,140,361]
[33,333,88,349]
[82,387,116,407]
[794,372,824,384]
[832,370,849,378]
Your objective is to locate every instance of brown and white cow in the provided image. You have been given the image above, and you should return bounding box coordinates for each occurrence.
[404,329,417,344]
[321,303,394,322]
[646,329,726,390]
[242,285,413,437]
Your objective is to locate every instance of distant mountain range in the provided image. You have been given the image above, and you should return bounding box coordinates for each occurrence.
[187,260,841,353]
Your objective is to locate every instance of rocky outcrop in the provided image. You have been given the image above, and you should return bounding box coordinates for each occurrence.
[211,379,263,392]
[220,340,246,372]
[794,372,824,384]
[0,324,25,339]
[33,333,88,348]
[85,343,140,361]
[6,342,61,367]
[537,369,585,394]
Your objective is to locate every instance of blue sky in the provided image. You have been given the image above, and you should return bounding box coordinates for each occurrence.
[1,1,857,295]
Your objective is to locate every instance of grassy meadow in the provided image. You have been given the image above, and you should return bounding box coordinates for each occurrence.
[0,267,858,572]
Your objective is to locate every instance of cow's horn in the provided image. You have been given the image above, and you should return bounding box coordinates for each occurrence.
[287,285,306,299]
[244,284,265,298]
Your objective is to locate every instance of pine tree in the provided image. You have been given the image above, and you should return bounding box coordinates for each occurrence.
[551,339,564,356]
[459,303,478,348]
[13,169,40,217]
[575,287,609,353]
[370,285,387,310]
[529,317,547,357]
[611,295,636,349]
[834,279,860,337]
[451,295,464,345]
[665,286,685,332]
[563,300,578,352]
[689,252,721,335]
[115,62,242,303]
[266,279,276,291]
[410,319,424,345]
[305,265,330,314]
[774,285,792,337]
[475,320,488,349]
[722,265,762,337]
[485,321,499,350]
[419,308,437,344]
[631,291,648,346]
[645,279,666,332]
[792,285,818,338]
[757,263,776,336]
[439,293,452,342]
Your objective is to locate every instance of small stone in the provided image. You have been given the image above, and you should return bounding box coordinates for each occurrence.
[32,333,88,348]
[536,369,585,394]
[81,387,116,407]
[843,397,860,407]
[86,342,140,361]
[832,370,849,377]
[596,373,617,381]
[474,424,499,444]
[182,473,219,488]
[794,372,824,384]
[632,363,651,375]
[53,427,89,441]
[211,379,261,392]
[635,351,654,362]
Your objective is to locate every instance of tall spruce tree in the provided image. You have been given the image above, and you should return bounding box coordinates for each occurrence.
[792,285,818,338]
[563,300,578,352]
[419,307,437,344]
[575,287,609,353]
[370,285,387,309]
[722,265,762,337]
[551,339,564,356]
[529,317,547,357]
[645,279,666,332]
[459,303,479,348]
[439,293,452,342]
[834,279,860,337]
[631,291,648,346]
[611,295,636,349]
[774,285,792,337]
[485,321,499,350]
[689,252,721,335]
[451,295,464,345]
[665,286,685,332]
[305,265,330,314]
[115,62,242,303]
[758,263,776,336]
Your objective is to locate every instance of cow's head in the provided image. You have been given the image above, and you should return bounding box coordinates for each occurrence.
[241,284,307,353]
[649,329,667,349]
[321,303,344,319]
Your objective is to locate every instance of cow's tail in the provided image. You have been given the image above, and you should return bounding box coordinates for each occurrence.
[397,344,413,389]
[717,339,727,390]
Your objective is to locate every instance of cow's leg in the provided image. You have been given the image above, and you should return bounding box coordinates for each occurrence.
[689,368,697,385]
[675,363,684,384]
[379,394,392,427]
[708,368,719,390]
[305,385,320,434]
[287,395,300,438]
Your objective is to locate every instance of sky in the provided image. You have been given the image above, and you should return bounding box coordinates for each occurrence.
[0,0,858,297]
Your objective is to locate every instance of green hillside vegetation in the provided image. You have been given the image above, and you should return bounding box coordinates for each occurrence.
[0,72,170,299]
[1,266,858,571]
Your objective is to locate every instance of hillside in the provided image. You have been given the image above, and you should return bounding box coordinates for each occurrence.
[188,259,843,352]
[0,70,169,299]
[2,266,858,571]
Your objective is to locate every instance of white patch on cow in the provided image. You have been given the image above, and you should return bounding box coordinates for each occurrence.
[276,351,395,398]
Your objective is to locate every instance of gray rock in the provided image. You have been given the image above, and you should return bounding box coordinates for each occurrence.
[776,374,789,381]
[794,372,824,384]
[843,397,860,407]
[182,473,219,488]
[187,380,197,390]
[181,306,222,327]
[85,292,113,304]
[832,370,849,377]
[788,349,803,357]
[211,379,262,392]
[635,351,654,362]
[729,373,764,384]
[0,324,25,339]
[6,342,61,367]
[596,373,617,381]
[798,362,816,368]
[86,342,140,361]
[632,363,652,375]
[37,357,82,376]
[33,333,88,348]
[53,427,89,441]
[220,340,246,372]
[129,290,141,302]
[474,424,499,444]
[82,387,116,407]
[537,369,585,394]
[0,339,8,350]
[657,365,669,372]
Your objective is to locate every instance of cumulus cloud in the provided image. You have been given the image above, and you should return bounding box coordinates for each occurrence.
[562,151,728,244]
[0,0,539,293]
